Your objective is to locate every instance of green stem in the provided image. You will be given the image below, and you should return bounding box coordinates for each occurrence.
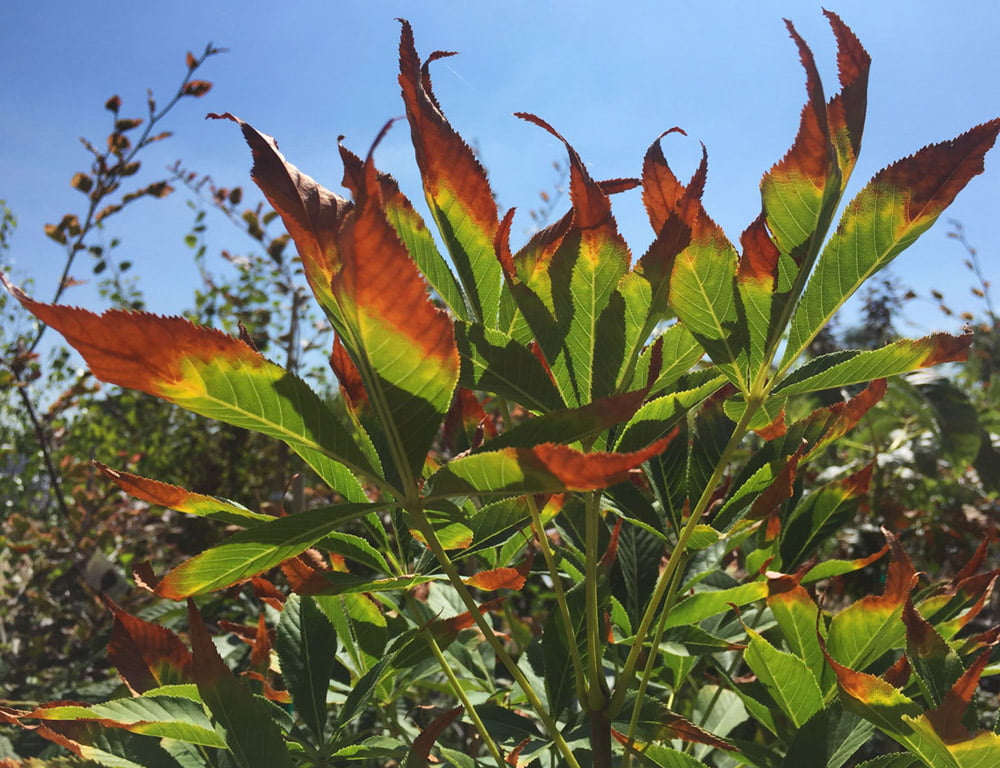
[584,491,608,712]
[608,400,759,719]
[526,493,588,702]
[623,550,687,752]
[409,506,584,768]
[424,629,507,768]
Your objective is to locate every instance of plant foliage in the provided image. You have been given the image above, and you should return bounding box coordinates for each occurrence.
[3,13,999,768]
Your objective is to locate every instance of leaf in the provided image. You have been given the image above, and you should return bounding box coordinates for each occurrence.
[428,434,674,497]
[668,189,746,387]
[219,113,460,488]
[774,333,972,396]
[742,626,823,728]
[182,80,212,97]
[644,323,705,396]
[105,599,193,694]
[691,686,748,761]
[2,279,373,502]
[354,146,468,321]
[25,696,226,748]
[783,118,1000,365]
[155,502,379,598]
[275,595,337,744]
[617,697,737,752]
[463,567,525,591]
[736,213,785,380]
[902,595,965,709]
[406,706,463,767]
[398,20,501,327]
[485,388,647,451]
[826,534,917,676]
[615,738,711,768]
[748,14,871,373]
[515,113,632,406]
[637,129,707,316]
[97,464,272,526]
[615,375,726,453]
[187,601,292,768]
[780,708,875,768]
[765,574,826,683]
[779,463,873,568]
[453,321,564,412]
[336,655,394,732]
[27,720,188,768]
[664,582,769,629]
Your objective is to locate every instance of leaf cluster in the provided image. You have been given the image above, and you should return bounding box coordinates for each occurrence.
[3,13,1000,768]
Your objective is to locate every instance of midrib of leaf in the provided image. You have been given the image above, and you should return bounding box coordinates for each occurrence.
[347,325,414,499]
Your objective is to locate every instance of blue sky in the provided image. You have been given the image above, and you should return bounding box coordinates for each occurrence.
[3,1,999,347]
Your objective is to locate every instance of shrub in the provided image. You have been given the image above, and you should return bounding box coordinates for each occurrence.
[3,12,999,768]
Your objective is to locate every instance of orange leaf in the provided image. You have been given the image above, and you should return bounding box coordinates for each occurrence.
[464,567,526,591]
[104,598,192,694]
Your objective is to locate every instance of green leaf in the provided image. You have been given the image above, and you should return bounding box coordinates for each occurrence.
[25,697,224,749]
[454,321,564,412]
[774,334,973,396]
[187,602,292,768]
[155,503,379,598]
[743,627,823,728]
[766,574,827,686]
[668,210,746,387]
[275,595,336,743]
[826,537,915,676]
[486,388,646,451]
[643,323,705,396]
[627,743,711,768]
[782,119,1000,366]
[615,375,726,453]
[691,686,748,761]
[664,582,768,629]
[780,708,875,768]
[516,113,631,407]
[902,596,965,709]
[336,654,393,733]
[780,464,872,569]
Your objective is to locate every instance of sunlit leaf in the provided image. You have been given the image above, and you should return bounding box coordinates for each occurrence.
[515,113,632,406]
[155,503,379,598]
[428,434,674,497]
[97,464,271,526]
[826,534,916,675]
[774,333,972,396]
[743,626,823,727]
[399,20,501,326]
[783,119,1000,365]
[3,279,373,502]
